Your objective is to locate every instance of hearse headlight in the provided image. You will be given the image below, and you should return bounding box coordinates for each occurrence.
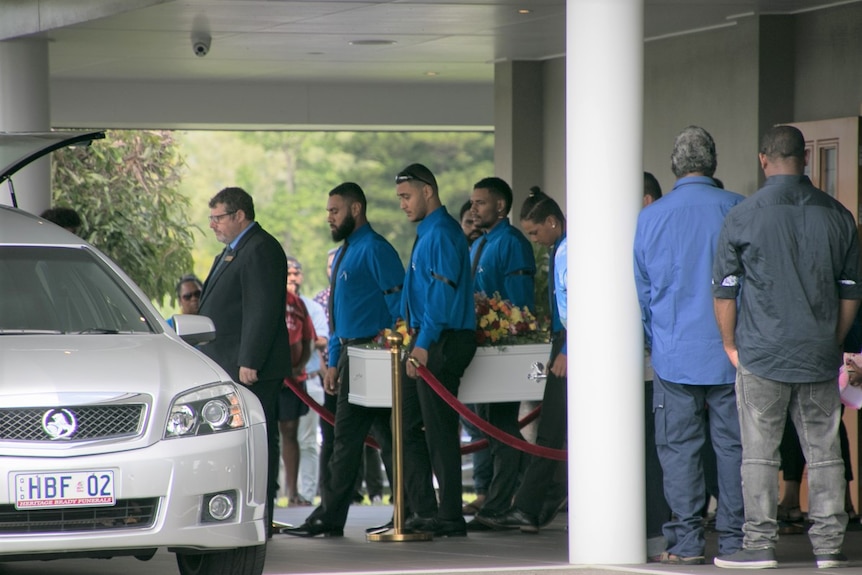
[165,383,246,438]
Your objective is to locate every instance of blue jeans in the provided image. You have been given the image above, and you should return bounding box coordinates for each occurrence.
[736,364,847,554]
[653,375,744,557]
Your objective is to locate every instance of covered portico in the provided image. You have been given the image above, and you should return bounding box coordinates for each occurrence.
[2,0,862,567]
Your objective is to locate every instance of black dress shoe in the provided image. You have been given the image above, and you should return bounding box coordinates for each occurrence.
[466,518,494,531]
[280,518,344,538]
[365,519,394,534]
[474,507,539,533]
[537,496,568,528]
[405,515,467,537]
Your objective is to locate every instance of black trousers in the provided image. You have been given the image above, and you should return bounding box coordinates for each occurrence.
[309,345,394,529]
[513,332,568,517]
[247,377,282,531]
[319,390,338,490]
[402,330,477,522]
[476,400,524,515]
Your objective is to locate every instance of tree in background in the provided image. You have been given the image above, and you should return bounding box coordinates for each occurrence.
[52,130,197,305]
[178,130,495,295]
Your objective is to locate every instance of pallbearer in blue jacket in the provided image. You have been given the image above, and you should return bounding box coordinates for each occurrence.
[466,177,536,527]
[396,163,477,538]
[282,182,404,538]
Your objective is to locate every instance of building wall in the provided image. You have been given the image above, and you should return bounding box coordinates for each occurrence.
[543,57,567,213]
[644,17,761,196]
[794,3,862,122]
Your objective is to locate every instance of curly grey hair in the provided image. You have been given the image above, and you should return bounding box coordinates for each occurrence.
[670,126,717,178]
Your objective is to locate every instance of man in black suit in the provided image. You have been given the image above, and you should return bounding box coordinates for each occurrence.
[198,186,291,538]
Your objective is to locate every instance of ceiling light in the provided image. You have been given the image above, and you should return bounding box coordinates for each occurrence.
[518,9,531,15]
[349,39,396,46]
[425,71,439,77]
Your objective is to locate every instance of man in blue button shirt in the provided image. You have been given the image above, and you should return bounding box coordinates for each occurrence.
[282,182,404,538]
[633,126,744,565]
[467,176,535,527]
[396,163,477,537]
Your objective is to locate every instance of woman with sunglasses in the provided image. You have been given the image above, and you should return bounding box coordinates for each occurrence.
[167,274,203,328]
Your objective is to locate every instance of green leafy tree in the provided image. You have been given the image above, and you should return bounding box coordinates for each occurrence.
[51,130,197,305]
[177,130,495,296]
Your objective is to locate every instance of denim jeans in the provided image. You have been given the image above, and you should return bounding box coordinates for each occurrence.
[736,364,847,554]
[653,375,744,557]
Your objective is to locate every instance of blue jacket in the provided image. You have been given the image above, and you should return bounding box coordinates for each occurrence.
[403,206,475,350]
[471,218,536,311]
[327,223,404,366]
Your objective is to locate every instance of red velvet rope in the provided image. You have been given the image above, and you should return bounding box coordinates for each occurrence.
[414,364,568,461]
[459,404,542,455]
[282,377,381,450]
[283,376,546,456]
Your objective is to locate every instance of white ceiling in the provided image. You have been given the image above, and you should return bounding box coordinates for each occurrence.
[6,0,855,85]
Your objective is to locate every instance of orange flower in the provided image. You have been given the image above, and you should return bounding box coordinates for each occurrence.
[473,291,545,346]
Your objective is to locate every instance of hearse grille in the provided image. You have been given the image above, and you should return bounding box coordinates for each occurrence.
[0,498,159,533]
[0,405,145,441]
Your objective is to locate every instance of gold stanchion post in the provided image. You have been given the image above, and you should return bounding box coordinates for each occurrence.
[367,333,432,542]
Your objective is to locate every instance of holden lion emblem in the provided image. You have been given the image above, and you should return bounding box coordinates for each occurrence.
[42,408,78,440]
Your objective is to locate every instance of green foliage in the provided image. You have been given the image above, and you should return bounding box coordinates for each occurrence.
[532,243,552,333]
[177,131,495,295]
[51,130,197,305]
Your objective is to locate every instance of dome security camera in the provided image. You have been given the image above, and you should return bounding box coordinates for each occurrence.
[192,32,211,57]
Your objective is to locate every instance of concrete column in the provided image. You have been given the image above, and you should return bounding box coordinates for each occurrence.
[567,0,645,564]
[494,60,545,212]
[0,38,51,214]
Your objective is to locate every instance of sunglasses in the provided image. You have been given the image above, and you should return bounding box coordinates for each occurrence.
[395,172,434,188]
[181,290,202,301]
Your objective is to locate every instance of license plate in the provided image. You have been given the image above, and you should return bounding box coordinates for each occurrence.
[14,470,115,509]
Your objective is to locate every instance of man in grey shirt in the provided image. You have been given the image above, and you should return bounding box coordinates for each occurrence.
[711,125,862,569]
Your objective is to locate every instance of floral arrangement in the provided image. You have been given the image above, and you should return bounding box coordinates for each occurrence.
[371,319,412,349]
[363,293,545,350]
[474,292,544,346]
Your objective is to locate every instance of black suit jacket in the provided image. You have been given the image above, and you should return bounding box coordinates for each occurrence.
[198,222,291,382]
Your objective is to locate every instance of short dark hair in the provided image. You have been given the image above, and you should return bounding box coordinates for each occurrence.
[670,126,717,178]
[459,199,472,220]
[209,187,255,221]
[40,207,82,230]
[519,186,565,224]
[329,182,367,214]
[175,274,202,297]
[396,163,438,193]
[473,176,514,214]
[760,125,806,161]
[643,172,662,201]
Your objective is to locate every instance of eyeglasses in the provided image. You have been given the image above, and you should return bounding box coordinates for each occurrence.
[208,211,236,223]
[181,290,202,301]
[395,172,434,188]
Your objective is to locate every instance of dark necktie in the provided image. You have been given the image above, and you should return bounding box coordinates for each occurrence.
[212,246,234,277]
[405,235,419,329]
[328,240,348,332]
[471,234,487,278]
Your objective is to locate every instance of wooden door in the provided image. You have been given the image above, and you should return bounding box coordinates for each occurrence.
[790,117,861,220]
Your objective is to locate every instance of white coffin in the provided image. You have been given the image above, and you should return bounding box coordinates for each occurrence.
[348,343,550,407]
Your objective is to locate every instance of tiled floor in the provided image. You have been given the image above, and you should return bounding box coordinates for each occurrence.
[266,504,862,575]
[1,504,857,574]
